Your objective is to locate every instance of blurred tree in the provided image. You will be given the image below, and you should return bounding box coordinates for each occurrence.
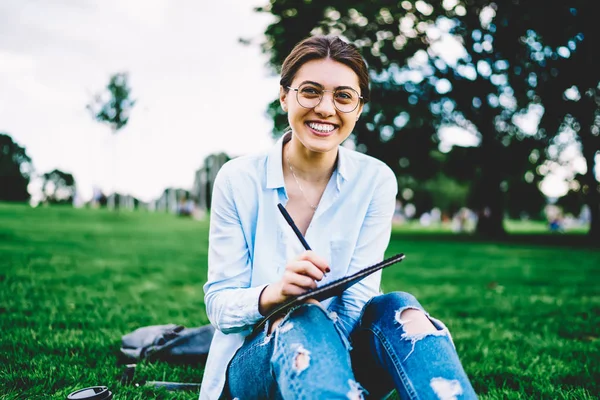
[521,1,599,237]
[397,172,469,217]
[423,173,470,217]
[86,72,136,209]
[254,0,588,237]
[87,72,136,131]
[556,185,587,218]
[0,133,32,202]
[191,152,231,211]
[40,169,76,204]
[505,178,546,221]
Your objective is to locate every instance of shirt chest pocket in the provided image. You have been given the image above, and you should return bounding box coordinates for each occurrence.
[271,229,353,279]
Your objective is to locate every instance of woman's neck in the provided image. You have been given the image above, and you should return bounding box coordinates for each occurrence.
[283,135,337,182]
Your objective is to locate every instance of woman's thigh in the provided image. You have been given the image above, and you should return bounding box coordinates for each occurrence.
[227,304,360,400]
[270,304,359,399]
[351,324,396,399]
[226,327,281,400]
[350,292,475,400]
[350,292,429,398]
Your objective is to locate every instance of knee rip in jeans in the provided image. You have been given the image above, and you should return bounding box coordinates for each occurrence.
[290,343,311,373]
[394,306,452,361]
[260,318,295,346]
[276,309,352,352]
[278,321,294,334]
[288,345,367,400]
[259,323,274,346]
[430,377,463,400]
[347,379,367,400]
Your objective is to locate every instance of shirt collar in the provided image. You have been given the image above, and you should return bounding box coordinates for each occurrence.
[336,144,350,181]
[265,132,289,189]
[265,132,352,189]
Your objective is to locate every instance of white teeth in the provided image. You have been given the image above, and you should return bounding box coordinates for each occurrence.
[308,122,336,133]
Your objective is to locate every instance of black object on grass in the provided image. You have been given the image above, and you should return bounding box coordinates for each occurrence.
[67,386,112,400]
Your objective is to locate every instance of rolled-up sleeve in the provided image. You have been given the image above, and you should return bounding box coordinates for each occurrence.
[203,165,266,334]
[329,165,398,337]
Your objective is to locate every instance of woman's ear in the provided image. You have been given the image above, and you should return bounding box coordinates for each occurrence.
[279,86,288,112]
[356,103,364,121]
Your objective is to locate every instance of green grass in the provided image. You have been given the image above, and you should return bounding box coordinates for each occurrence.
[0,203,598,399]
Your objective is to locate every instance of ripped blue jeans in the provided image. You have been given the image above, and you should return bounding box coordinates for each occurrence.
[226,292,477,399]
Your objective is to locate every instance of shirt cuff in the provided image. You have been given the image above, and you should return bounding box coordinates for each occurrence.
[242,284,269,326]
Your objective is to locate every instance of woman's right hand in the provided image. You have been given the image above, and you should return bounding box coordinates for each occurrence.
[259,250,330,316]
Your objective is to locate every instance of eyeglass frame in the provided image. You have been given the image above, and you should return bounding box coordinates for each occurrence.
[286,83,364,113]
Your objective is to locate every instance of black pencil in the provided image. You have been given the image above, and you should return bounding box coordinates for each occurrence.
[277,203,312,251]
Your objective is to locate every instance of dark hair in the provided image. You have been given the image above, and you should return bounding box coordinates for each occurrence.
[280,36,370,103]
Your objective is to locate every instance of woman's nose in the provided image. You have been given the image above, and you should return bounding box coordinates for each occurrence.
[313,92,336,116]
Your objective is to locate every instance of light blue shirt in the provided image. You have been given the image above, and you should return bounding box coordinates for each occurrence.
[199,133,398,400]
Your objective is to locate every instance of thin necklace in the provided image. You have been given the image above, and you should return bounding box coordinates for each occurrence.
[287,156,318,211]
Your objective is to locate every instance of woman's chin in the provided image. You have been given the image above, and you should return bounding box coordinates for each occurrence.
[300,135,339,153]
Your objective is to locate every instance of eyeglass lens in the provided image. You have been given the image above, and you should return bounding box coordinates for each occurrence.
[296,83,360,113]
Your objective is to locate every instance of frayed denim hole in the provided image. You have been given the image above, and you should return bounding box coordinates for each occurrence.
[271,304,320,361]
[428,316,455,348]
[430,377,463,400]
[278,321,294,334]
[393,306,429,328]
[290,343,311,374]
[347,379,368,400]
[394,307,450,362]
[260,332,273,346]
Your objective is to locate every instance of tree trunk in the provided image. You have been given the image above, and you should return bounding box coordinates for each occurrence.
[474,179,507,238]
[573,93,599,239]
[575,11,599,238]
[581,140,600,239]
[474,136,507,238]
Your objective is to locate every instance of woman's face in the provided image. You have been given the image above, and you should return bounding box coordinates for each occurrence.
[280,58,363,155]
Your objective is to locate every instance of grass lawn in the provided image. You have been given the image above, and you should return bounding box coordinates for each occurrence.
[0,203,598,399]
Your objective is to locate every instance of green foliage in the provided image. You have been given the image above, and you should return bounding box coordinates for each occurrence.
[86,72,136,211]
[87,72,136,132]
[398,172,469,216]
[41,169,76,204]
[525,3,600,236]
[253,0,598,237]
[0,133,32,202]
[423,173,470,215]
[0,203,598,398]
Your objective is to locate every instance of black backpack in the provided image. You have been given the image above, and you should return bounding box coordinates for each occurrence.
[120,323,215,363]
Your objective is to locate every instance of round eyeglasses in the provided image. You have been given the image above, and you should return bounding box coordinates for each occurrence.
[287,83,363,113]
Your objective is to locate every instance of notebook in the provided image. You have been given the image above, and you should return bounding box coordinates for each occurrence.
[252,253,405,334]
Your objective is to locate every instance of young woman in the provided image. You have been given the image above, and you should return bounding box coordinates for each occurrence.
[199,35,477,400]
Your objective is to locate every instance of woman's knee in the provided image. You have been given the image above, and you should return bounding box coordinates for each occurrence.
[359,291,425,328]
[275,303,349,348]
[283,303,331,326]
[365,291,422,315]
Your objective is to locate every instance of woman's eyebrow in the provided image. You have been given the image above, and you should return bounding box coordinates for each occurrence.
[335,85,356,91]
[298,80,324,88]
[298,81,357,91]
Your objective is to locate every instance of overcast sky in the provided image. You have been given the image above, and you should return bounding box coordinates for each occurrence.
[1,0,279,202]
[1,0,591,203]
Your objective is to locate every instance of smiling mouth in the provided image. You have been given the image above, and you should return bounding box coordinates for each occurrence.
[306,122,338,135]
